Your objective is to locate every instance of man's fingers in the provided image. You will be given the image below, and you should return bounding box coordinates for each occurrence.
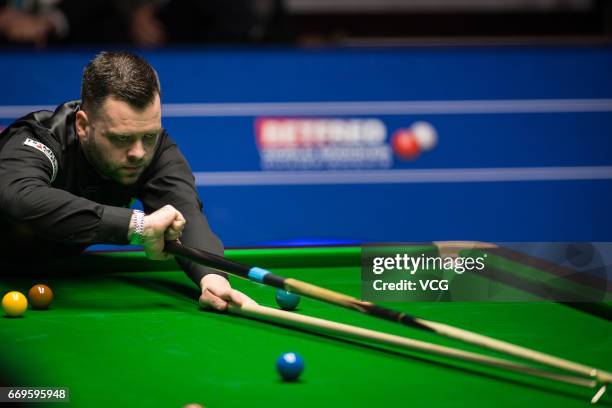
[165,218,185,240]
[228,290,243,305]
[199,291,228,311]
[229,289,257,307]
[199,291,255,311]
[141,205,185,260]
[197,274,257,312]
[171,218,185,231]
[164,226,181,241]
[163,206,185,240]
[147,241,173,260]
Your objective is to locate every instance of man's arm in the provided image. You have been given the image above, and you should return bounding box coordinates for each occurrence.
[0,131,133,244]
[138,135,226,286]
[138,139,257,310]
[0,130,187,259]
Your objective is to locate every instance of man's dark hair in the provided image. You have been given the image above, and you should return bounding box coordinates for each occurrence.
[81,51,161,116]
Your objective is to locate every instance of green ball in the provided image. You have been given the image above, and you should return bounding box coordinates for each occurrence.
[275,290,300,311]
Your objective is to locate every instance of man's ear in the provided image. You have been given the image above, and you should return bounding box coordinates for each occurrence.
[75,110,90,141]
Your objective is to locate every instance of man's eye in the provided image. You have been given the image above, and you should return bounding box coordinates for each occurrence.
[114,136,129,143]
[144,134,157,141]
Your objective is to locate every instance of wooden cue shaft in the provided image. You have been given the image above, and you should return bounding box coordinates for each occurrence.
[413,320,609,382]
[165,241,611,383]
[431,242,611,383]
[228,303,597,389]
[283,278,612,384]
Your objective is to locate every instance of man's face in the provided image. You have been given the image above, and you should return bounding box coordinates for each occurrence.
[76,95,162,185]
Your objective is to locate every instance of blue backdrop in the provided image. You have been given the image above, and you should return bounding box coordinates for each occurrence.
[1,46,611,246]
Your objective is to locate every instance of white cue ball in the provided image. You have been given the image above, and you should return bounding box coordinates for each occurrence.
[411,121,438,151]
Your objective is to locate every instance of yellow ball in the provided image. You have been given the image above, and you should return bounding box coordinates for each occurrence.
[2,291,28,317]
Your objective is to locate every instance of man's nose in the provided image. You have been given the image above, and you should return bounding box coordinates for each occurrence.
[127,139,146,161]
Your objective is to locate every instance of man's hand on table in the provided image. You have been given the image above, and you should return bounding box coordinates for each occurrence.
[128,205,253,310]
[199,274,257,311]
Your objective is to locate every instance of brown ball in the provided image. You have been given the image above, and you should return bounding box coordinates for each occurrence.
[182,404,204,408]
[28,284,53,310]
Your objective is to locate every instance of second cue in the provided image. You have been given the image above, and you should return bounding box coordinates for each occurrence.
[164,240,612,384]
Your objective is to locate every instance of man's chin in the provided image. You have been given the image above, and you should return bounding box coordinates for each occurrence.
[114,173,141,186]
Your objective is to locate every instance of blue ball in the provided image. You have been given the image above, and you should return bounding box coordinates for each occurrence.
[275,290,300,311]
[276,352,304,381]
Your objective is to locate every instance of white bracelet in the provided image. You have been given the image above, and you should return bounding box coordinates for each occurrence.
[129,210,145,245]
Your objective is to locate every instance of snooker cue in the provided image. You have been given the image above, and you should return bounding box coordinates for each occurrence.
[228,303,607,403]
[164,240,612,384]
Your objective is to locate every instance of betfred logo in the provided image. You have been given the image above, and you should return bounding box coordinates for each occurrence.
[255,118,392,170]
[255,118,438,170]
[256,118,386,148]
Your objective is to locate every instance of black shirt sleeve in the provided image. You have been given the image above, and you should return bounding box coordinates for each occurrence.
[138,134,226,286]
[0,131,133,244]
